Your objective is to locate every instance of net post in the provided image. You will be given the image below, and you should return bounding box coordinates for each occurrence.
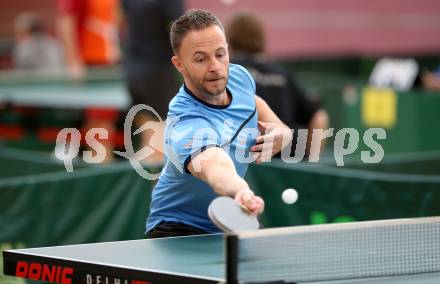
[226,233,238,284]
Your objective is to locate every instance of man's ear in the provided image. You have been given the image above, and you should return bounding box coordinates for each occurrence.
[171,55,184,75]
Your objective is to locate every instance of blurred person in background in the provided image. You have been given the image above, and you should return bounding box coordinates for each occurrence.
[226,12,329,159]
[57,0,120,80]
[121,0,184,163]
[57,0,121,163]
[422,65,440,92]
[13,12,64,71]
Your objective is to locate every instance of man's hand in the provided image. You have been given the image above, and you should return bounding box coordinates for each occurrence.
[251,121,293,164]
[234,189,265,215]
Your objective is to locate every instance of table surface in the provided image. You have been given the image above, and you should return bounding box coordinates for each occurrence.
[3,233,440,284]
[0,80,131,110]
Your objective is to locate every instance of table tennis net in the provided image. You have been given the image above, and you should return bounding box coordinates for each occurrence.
[230,217,440,283]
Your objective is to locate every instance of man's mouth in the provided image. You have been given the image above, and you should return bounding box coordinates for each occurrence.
[206,77,224,82]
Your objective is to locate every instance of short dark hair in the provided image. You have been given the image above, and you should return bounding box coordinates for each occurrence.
[226,12,265,54]
[170,9,224,54]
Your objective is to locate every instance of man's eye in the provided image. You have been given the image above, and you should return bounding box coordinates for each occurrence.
[195,58,204,62]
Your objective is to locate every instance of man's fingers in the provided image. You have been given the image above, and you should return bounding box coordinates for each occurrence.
[254,135,265,145]
[260,152,273,163]
[234,189,265,216]
[257,120,267,129]
[253,144,273,158]
[254,134,275,145]
[251,142,273,152]
[258,121,276,133]
[242,193,257,210]
[235,189,257,211]
[248,196,265,215]
[254,196,265,214]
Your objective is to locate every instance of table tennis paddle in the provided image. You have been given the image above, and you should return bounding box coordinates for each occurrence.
[208,196,260,233]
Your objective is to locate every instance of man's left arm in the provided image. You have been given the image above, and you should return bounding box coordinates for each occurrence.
[251,96,293,164]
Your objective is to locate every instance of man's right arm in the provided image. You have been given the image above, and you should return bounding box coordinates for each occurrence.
[187,147,264,215]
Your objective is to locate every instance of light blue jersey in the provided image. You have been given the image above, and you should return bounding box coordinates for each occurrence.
[146,64,258,233]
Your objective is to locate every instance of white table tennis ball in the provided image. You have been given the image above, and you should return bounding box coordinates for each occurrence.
[282,188,298,204]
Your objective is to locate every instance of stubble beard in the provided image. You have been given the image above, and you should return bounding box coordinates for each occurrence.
[189,72,228,97]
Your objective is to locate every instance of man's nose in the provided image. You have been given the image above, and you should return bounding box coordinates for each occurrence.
[208,57,221,72]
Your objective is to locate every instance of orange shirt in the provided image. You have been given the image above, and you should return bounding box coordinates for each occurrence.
[58,0,120,65]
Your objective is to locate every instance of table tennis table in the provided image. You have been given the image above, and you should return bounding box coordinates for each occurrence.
[3,217,440,284]
[0,82,130,110]
[0,67,130,109]
[0,73,132,148]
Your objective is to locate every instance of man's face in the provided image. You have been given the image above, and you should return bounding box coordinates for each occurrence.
[172,25,229,97]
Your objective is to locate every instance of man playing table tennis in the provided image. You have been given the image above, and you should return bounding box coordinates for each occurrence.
[146,9,292,238]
